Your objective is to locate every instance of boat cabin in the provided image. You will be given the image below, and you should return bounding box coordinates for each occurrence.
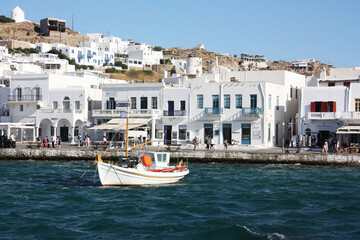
[138,151,170,169]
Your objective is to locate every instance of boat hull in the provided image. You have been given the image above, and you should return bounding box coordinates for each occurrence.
[97,162,189,186]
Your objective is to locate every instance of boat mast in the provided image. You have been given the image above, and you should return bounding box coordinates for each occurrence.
[125,99,130,157]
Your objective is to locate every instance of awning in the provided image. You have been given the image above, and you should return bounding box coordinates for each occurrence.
[336,125,360,134]
[88,118,151,131]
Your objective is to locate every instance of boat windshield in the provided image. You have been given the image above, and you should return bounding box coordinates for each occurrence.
[157,153,167,163]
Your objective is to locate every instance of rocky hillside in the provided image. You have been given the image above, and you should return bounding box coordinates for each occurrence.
[0,21,331,78]
[164,46,239,70]
[0,21,87,47]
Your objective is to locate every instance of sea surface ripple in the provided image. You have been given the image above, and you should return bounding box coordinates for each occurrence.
[0,161,359,240]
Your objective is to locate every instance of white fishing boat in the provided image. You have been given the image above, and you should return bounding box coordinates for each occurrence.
[97,151,189,186]
[96,99,189,186]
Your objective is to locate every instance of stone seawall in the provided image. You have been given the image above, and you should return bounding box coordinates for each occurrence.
[0,148,360,166]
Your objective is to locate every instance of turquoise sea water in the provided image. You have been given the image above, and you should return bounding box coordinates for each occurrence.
[0,161,359,240]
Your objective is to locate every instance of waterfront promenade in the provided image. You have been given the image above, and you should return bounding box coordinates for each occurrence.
[0,143,359,166]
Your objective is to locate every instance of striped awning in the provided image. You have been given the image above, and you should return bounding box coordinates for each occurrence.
[336,125,360,134]
[89,118,151,131]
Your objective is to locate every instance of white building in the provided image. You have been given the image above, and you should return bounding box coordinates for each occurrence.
[8,72,109,142]
[299,67,360,147]
[11,6,26,23]
[35,42,115,67]
[122,44,163,68]
[93,58,305,148]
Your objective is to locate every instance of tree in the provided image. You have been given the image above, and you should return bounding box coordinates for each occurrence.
[0,15,15,23]
[153,46,163,51]
[234,54,238,58]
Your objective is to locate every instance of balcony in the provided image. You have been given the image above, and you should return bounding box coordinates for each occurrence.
[340,112,360,121]
[242,107,263,116]
[307,112,339,120]
[78,54,85,59]
[8,95,42,102]
[92,109,161,118]
[205,107,223,115]
[38,109,82,114]
[163,110,186,117]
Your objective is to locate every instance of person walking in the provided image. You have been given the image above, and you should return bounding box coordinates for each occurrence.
[51,135,56,148]
[192,136,199,150]
[85,135,91,148]
[224,139,228,150]
[322,140,328,154]
[210,137,215,151]
[9,133,16,148]
[205,135,210,150]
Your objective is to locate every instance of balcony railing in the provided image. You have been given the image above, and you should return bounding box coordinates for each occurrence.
[340,112,360,120]
[92,109,161,117]
[308,112,339,120]
[38,109,80,114]
[163,110,186,117]
[8,95,42,102]
[242,107,263,115]
[205,107,223,115]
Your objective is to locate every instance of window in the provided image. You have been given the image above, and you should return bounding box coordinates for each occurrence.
[75,101,80,110]
[20,105,23,111]
[290,85,292,98]
[33,87,41,100]
[152,97,158,109]
[63,97,70,110]
[250,95,257,109]
[212,95,219,109]
[355,99,360,112]
[344,82,351,87]
[74,127,79,137]
[197,94,203,109]
[296,87,298,99]
[268,124,271,142]
[180,101,185,111]
[140,97,147,109]
[310,101,336,112]
[179,125,187,140]
[53,101,58,109]
[131,97,136,109]
[235,94,242,109]
[328,83,335,87]
[72,50,74,53]
[276,96,279,110]
[224,94,230,109]
[268,94,272,110]
[107,98,116,109]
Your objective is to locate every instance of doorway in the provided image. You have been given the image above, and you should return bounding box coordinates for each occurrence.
[204,124,213,142]
[223,124,232,144]
[168,101,174,116]
[164,125,172,145]
[60,127,69,142]
[241,124,251,145]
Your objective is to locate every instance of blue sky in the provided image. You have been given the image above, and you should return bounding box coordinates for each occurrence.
[1,0,359,68]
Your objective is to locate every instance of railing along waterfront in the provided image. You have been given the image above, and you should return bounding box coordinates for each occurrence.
[8,95,42,102]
